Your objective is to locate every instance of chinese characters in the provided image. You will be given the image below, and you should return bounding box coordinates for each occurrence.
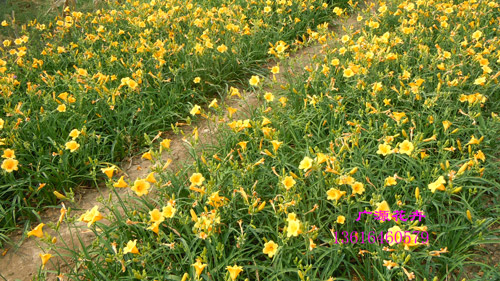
[356,210,425,222]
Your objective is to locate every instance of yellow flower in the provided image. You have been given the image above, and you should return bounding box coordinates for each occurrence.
[442,120,452,131]
[193,77,201,83]
[121,77,138,89]
[263,240,278,258]
[113,176,128,188]
[316,153,329,164]
[271,65,280,74]
[393,112,406,122]
[237,141,248,151]
[149,208,165,223]
[209,99,218,108]
[160,138,171,149]
[374,201,391,221]
[226,264,244,280]
[146,172,156,183]
[162,203,176,218]
[376,143,393,156]
[56,205,65,226]
[298,156,313,171]
[101,166,115,179]
[343,68,354,78]
[333,7,343,16]
[471,30,482,40]
[428,176,446,193]
[351,181,365,195]
[262,117,272,126]
[327,188,346,201]
[217,44,228,53]
[368,20,380,29]
[474,76,486,85]
[27,223,45,238]
[229,87,241,97]
[65,140,80,152]
[190,104,201,115]
[0,118,4,129]
[69,129,80,140]
[275,43,286,54]
[192,260,208,276]
[386,225,402,246]
[270,140,282,152]
[403,233,419,250]
[131,179,150,196]
[227,107,238,117]
[249,75,260,86]
[340,175,355,185]
[194,43,204,54]
[123,239,139,255]
[264,92,274,102]
[309,238,316,251]
[482,65,492,74]
[287,212,297,222]
[474,150,485,162]
[79,206,103,227]
[281,176,296,190]
[402,70,411,80]
[384,176,397,187]
[148,221,161,234]
[190,172,205,186]
[383,259,398,270]
[287,217,301,237]
[59,93,69,101]
[207,191,226,208]
[2,149,15,159]
[57,104,66,112]
[479,58,489,66]
[372,82,383,92]
[1,158,19,173]
[142,151,152,160]
[467,135,481,145]
[398,140,414,156]
[40,253,52,268]
[264,6,272,13]
[336,215,346,224]
[386,53,398,60]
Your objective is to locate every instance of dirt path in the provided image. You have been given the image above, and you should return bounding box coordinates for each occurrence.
[0,10,364,281]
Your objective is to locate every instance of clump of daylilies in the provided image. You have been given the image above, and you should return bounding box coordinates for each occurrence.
[25,0,500,280]
[0,0,332,233]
